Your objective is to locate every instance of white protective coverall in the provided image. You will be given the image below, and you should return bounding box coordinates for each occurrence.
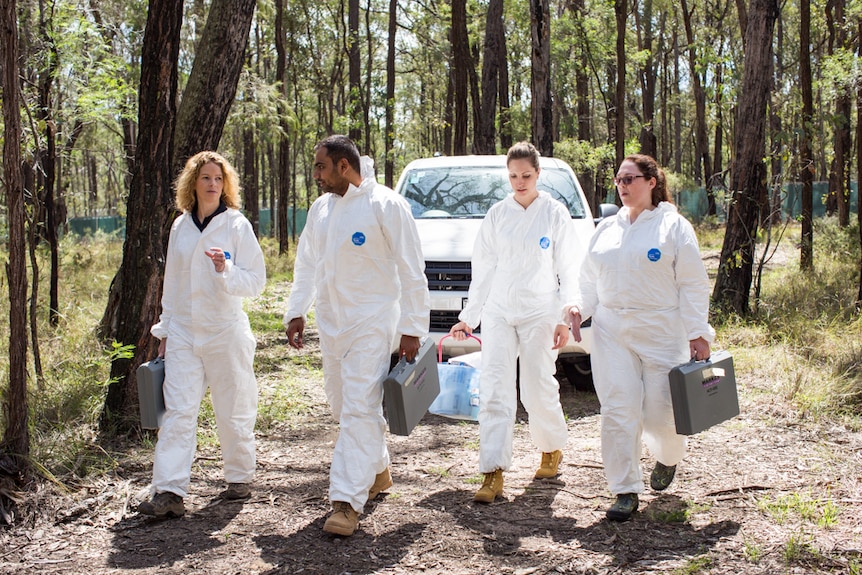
[573,201,714,495]
[150,208,266,497]
[283,164,430,513]
[459,191,578,473]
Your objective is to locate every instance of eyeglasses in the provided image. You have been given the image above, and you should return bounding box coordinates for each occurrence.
[613,175,645,186]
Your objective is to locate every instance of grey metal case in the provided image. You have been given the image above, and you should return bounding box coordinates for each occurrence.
[383,338,440,436]
[137,357,166,430]
[669,350,739,435]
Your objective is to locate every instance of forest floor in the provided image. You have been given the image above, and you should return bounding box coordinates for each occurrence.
[2,273,862,574]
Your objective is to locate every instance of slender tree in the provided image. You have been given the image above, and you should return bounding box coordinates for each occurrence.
[475,0,504,154]
[614,0,626,165]
[348,0,361,146]
[384,0,397,186]
[799,0,814,270]
[1,0,30,470]
[713,0,778,315]
[451,0,469,155]
[98,0,184,432]
[530,0,553,156]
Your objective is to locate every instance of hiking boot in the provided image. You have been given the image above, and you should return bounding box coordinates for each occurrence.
[606,493,639,521]
[473,469,504,504]
[221,483,252,500]
[534,450,563,479]
[138,491,185,518]
[368,467,393,500]
[650,461,677,491]
[323,501,360,536]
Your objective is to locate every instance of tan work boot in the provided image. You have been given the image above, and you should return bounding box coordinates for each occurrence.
[323,501,359,536]
[368,467,393,500]
[534,450,563,479]
[221,483,251,500]
[473,469,504,503]
[138,491,185,518]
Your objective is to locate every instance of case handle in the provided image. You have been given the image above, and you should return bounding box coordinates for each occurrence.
[437,333,482,362]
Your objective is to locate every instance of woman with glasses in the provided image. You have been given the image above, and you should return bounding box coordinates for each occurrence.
[566,154,714,521]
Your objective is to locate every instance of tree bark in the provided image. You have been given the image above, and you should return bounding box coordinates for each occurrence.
[475,0,503,154]
[713,0,778,315]
[98,0,183,433]
[799,0,814,270]
[243,126,259,236]
[1,0,31,469]
[385,0,396,186]
[451,0,469,155]
[681,0,712,189]
[614,0,626,166]
[348,0,361,146]
[275,0,290,252]
[636,0,658,158]
[172,0,256,175]
[530,0,553,156]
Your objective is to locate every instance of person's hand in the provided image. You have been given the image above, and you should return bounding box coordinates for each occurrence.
[205,247,227,273]
[157,338,167,358]
[552,324,569,350]
[689,337,711,361]
[285,317,305,349]
[567,308,583,343]
[399,335,420,362]
[449,321,473,341]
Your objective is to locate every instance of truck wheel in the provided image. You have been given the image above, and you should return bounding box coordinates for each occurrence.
[559,356,595,393]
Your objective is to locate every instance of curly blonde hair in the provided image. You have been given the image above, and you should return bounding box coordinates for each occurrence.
[173,151,242,213]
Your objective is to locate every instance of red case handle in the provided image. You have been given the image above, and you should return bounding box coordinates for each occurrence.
[437,333,482,362]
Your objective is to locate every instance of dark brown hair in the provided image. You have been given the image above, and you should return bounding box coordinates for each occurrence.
[624,153,671,207]
[506,141,541,171]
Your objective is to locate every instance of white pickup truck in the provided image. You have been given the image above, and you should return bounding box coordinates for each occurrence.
[394,154,617,391]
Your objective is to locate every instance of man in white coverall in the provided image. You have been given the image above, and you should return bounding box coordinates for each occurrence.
[139,151,266,518]
[284,135,430,537]
[568,154,714,521]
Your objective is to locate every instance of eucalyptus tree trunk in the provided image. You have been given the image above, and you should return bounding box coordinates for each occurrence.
[713,0,778,316]
[475,0,504,154]
[1,0,31,469]
[243,127,259,236]
[384,0,396,186]
[681,0,712,188]
[636,0,657,158]
[614,0,626,166]
[530,0,553,156]
[276,0,291,252]
[799,0,814,270]
[172,0,256,174]
[348,0,361,147]
[98,0,183,433]
[856,19,862,307]
[100,0,256,432]
[451,0,469,155]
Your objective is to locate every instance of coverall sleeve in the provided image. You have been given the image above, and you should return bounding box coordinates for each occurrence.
[217,217,267,298]
[380,196,431,337]
[674,218,715,343]
[283,203,319,326]
[459,210,498,329]
[150,219,181,340]
[552,206,579,324]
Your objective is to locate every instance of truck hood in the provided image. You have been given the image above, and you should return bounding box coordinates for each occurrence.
[414,219,483,262]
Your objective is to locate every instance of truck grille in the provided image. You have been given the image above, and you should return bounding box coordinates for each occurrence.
[425,261,471,291]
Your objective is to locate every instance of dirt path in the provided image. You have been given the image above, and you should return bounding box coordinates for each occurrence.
[2,306,861,574]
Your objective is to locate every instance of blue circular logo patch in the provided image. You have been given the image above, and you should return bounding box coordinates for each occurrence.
[647,248,662,262]
[351,232,366,246]
[539,236,551,249]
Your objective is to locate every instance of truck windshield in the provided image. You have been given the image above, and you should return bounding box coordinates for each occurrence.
[400,166,588,219]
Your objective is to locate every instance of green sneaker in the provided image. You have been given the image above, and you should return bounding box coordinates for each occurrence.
[606,493,639,521]
[650,462,677,491]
